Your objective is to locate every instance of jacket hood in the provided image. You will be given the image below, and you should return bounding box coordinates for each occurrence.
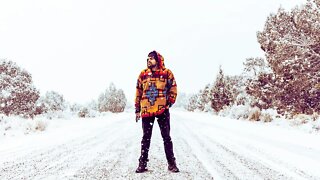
[148,51,165,70]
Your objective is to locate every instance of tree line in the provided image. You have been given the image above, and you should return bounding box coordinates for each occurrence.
[0,60,127,118]
[186,0,320,118]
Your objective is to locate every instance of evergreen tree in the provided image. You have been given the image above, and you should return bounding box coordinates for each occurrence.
[0,59,39,117]
[98,83,127,113]
[257,0,320,114]
[244,57,275,109]
[36,91,66,113]
[186,93,199,112]
[197,84,211,111]
[243,57,268,76]
[210,67,235,112]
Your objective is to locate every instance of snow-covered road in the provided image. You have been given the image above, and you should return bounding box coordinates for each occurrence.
[1,110,320,180]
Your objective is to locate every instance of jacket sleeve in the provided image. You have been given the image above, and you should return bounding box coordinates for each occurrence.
[167,70,177,106]
[135,73,143,113]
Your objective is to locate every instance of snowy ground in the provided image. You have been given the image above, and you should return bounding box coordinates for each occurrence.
[1,110,320,180]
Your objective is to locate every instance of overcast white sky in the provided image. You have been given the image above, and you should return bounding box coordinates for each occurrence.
[0,0,305,105]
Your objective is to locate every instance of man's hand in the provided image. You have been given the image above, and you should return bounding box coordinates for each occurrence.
[135,113,141,122]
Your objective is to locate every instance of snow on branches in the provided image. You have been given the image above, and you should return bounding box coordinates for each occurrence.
[0,59,40,117]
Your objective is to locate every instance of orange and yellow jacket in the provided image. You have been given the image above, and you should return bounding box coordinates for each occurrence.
[135,51,177,118]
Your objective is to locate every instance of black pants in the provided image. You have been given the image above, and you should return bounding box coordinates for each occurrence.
[138,109,175,164]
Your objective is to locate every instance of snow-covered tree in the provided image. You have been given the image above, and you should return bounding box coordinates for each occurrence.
[98,83,127,113]
[243,57,275,109]
[256,0,320,114]
[112,89,127,112]
[70,103,82,113]
[186,93,199,112]
[0,59,40,117]
[87,100,98,111]
[36,91,66,113]
[197,84,211,111]
[210,67,235,112]
[243,57,269,77]
[246,72,276,110]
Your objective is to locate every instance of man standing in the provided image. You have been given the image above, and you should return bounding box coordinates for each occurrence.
[135,50,179,173]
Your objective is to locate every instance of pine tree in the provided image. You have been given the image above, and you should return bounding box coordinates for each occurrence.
[210,67,235,112]
[243,57,268,76]
[257,0,320,114]
[197,84,211,111]
[0,59,39,117]
[186,93,199,112]
[243,57,276,109]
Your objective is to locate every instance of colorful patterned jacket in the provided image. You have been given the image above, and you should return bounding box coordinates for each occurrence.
[135,51,177,118]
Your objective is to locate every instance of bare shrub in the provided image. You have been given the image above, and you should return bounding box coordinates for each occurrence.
[312,112,319,121]
[248,106,261,121]
[260,113,273,122]
[34,119,47,131]
[291,114,311,126]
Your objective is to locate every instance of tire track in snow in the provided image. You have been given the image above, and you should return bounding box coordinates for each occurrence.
[0,118,127,180]
[204,129,319,180]
[176,114,295,180]
[175,135,216,180]
[175,113,318,180]
[242,144,320,180]
[71,126,135,180]
[200,133,289,179]
[73,118,215,180]
[177,121,240,180]
[218,132,320,180]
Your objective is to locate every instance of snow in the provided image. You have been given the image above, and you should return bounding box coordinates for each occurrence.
[1,89,11,98]
[1,109,320,179]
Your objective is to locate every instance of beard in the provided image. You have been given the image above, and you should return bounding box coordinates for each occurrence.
[148,64,157,69]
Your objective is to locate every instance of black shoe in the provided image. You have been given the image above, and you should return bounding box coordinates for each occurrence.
[168,161,180,173]
[135,162,148,173]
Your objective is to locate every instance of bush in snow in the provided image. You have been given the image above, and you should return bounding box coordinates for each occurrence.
[33,119,47,131]
[256,1,320,115]
[0,59,40,117]
[69,102,98,118]
[24,119,48,133]
[78,107,89,118]
[260,109,279,122]
[248,106,261,121]
[1,114,48,136]
[311,120,320,132]
[312,112,319,121]
[78,107,97,118]
[260,113,273,123]
[221,104,250,119]
[290,114,311,126]
[98,83,127,113]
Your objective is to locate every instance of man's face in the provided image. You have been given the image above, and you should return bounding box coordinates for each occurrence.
[147,56,157,69]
